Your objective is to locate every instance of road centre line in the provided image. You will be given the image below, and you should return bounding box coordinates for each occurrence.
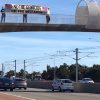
[0,92,36,100]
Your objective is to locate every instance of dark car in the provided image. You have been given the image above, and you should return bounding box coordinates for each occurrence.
[0,77,14,91]
[13,78,27,90]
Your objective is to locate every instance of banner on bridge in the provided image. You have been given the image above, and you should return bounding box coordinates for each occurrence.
[5,4,49,15]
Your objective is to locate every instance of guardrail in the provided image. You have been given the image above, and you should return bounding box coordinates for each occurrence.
[27,80,100,93]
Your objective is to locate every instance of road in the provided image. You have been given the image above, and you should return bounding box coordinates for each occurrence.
[0,88,100,100]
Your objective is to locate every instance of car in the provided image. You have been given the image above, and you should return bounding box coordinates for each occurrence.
[52,79,74,92]
[80,78,94,83]
[0,77,14,91]
[13,78,27,90]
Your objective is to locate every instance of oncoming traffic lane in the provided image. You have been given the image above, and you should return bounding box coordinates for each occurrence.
[0,92,36,100]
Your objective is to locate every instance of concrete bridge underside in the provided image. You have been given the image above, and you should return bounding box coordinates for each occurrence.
[0,23,100,32]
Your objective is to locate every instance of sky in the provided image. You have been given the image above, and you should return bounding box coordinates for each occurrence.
[0,0,100,73]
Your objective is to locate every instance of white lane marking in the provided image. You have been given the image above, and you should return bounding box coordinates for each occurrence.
[0,92,36,100]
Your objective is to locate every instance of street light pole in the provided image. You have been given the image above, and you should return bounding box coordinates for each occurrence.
[50,55,56,80]
[31,64,39,80]
[24,60,26,79]
[75,48,78,82]
[14,60,16,77]
[53,56,56,80]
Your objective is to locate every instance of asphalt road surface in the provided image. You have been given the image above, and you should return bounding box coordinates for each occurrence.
[0,88,100,100]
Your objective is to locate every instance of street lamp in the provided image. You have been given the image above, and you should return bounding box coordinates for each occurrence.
[31,64,39,80]
[50,55,56,80]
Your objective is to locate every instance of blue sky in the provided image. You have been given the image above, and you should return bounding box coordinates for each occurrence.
[0,0,100,73]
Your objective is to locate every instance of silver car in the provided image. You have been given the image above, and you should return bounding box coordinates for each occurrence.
[13,78,27,90]
[52,79,74,92]
[80,78,94,83]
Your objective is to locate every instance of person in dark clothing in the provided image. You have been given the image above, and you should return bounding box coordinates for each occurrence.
[23,13,27,23]
[1,7,6,23]
[46,14,50,24]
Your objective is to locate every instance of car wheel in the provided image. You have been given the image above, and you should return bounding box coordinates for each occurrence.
[58,87,62,92]
[62,89,65,92]
[71,90,74,92]
[10,89,13,91]
[52,86,54,91]
[24,87,27,90]
[4,89,7,91]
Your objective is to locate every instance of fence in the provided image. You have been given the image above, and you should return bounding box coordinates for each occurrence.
[0,13,76,24]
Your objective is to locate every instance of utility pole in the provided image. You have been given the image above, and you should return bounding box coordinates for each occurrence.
[75,48,79,82]
[1,64,4,77]
[14,60,16,77]
[24,60,26,79]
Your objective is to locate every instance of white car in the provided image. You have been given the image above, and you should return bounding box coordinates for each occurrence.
[52,79,74,92]
[80,78,94,83]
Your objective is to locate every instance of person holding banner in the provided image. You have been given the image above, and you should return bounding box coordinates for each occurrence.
[23,13,27,23]
[46,8,50,24]
[1,7,6,23]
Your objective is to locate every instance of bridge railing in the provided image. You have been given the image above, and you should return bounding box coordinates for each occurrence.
[0,13,75,24]
[0,13,87,25]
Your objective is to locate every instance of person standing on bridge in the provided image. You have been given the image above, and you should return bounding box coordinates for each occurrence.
[1,7,6,23]
[23,13,27,23]
[46,8,50,24]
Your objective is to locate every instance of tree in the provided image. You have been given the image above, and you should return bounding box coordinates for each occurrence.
[78,65,88,80]
[69,64,76,80]
[5,70,14,78]
[84,64,100,82]
[56,63,69,79]
[18,69,24,78]
[42,70,48,80]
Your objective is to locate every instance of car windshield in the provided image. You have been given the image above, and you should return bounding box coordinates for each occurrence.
[15,79,25,82]
[83,78,92,81]
[62,80,72,83]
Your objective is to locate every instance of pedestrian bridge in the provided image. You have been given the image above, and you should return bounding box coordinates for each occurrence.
[0,22,100,32]
[0,14,100,32]
[0,0,100,32]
